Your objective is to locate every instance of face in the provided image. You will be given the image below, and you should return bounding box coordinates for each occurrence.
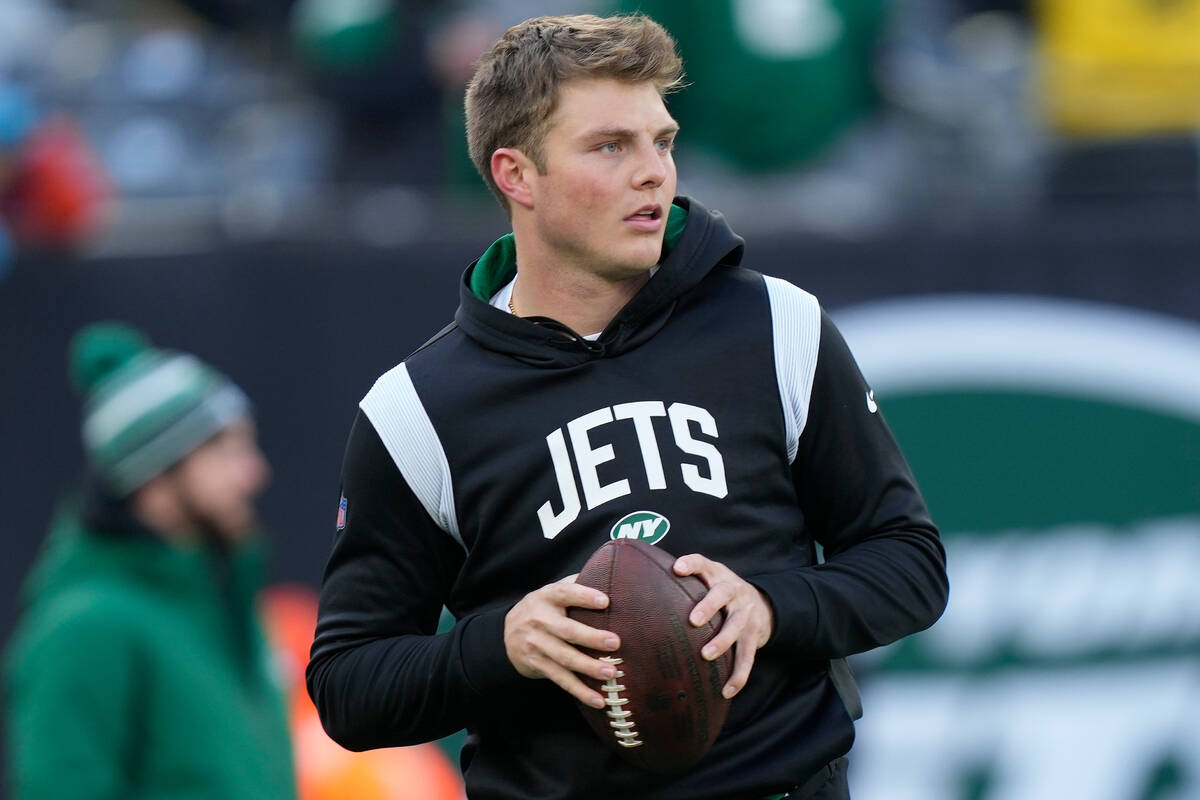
[526,77,679,281]
[167,420,270,542]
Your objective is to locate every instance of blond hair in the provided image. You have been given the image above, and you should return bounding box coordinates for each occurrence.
[465,14,684,211]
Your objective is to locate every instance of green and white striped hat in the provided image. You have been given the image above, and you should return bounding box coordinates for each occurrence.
[70,322,251,495]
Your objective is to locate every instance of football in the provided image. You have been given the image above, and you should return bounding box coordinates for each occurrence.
[568,539,732,774]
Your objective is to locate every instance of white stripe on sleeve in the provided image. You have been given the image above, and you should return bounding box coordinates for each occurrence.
[763,276,822,464]
[360,363,464,550]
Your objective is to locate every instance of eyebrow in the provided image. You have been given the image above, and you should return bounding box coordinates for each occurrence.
[583,124,680,141]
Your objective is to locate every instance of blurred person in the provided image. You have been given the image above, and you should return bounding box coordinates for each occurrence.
[287,0,459,186]
[3,322,298,800]
[0,81,33,273]
[308,13,947,799]
[0,82,111,259]
[1,115,112,249]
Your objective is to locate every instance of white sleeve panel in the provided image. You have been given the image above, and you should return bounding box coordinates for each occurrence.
[360,363,464,550]
[763,275,822,464]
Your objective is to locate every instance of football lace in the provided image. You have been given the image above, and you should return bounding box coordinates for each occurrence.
[599,656,642,748]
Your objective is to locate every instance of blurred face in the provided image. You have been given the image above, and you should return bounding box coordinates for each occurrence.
[528,77,679,281]
[167,420,270,542]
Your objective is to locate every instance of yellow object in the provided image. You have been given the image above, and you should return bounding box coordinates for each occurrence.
[1036,0,1200,137]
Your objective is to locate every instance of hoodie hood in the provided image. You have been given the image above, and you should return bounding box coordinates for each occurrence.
[454,195,745,367]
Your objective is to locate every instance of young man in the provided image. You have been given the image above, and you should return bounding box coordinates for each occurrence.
[4,323,297,800]
[307,14,947,799]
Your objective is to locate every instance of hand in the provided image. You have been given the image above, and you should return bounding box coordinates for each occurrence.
[674,554,775,699]
[504,574,622,709]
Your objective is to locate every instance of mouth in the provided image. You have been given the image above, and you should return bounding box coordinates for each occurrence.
[625,205,663,222]
[623,205,664,232]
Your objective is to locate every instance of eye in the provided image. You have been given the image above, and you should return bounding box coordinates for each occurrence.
[656,138,675,153]
[600,142,620,153]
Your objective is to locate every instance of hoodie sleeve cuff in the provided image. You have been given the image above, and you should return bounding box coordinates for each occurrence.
[458,603,524,697]
[747,571,819,652]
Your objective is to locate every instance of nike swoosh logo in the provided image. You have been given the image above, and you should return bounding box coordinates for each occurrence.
[866,389,878,414]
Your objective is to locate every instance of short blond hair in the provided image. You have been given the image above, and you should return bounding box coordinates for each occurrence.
[465,14,684,211]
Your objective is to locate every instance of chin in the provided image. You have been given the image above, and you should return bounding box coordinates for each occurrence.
[610,246,663,277]
[600,261,657,283]
[211,511,258,543]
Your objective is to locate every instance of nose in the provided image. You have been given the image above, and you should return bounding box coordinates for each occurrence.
[632,138,668,189]
[244,442,271,494]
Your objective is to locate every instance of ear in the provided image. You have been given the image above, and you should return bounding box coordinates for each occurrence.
[128,472,176,528]
[491,147,536,210]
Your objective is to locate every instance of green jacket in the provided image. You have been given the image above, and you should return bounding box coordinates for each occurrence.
[4,488,297,800]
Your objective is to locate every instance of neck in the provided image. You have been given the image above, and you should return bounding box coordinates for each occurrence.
[508,225,654,336]
[129,481,202,545]
[511,265,648,336]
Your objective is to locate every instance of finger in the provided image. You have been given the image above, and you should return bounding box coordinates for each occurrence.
[547,580,609,611]
[723,642,753,699]
[676,554,735,594]
[700,619,740,662]
[545,615,621,653]
[540,660,607,709]
[538,636,621,683]
[689,579,735,628]
[673,553,711,577]
[508,624,615,681]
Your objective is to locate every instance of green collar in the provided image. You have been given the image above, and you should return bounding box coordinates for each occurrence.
[469,203,689,301]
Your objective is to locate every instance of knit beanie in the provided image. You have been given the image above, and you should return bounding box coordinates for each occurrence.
[70,322,251,496]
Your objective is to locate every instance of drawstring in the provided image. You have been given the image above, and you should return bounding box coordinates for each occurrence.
[524,317,607,358]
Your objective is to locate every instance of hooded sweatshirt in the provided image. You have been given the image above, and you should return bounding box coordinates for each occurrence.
[307,196,947,799]
[4,483,297,800]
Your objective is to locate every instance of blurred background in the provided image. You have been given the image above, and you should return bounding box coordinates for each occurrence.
[1,0,1198,798]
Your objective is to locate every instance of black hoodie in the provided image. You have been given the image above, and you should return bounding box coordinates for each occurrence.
[307,196,948,799]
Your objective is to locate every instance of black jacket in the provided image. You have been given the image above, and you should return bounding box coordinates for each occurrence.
[307,196,948,799]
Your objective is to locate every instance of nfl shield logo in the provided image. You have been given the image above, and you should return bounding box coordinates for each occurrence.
[336,495,347,531]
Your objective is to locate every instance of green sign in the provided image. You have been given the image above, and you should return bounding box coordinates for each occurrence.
[836,296,1200,800]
